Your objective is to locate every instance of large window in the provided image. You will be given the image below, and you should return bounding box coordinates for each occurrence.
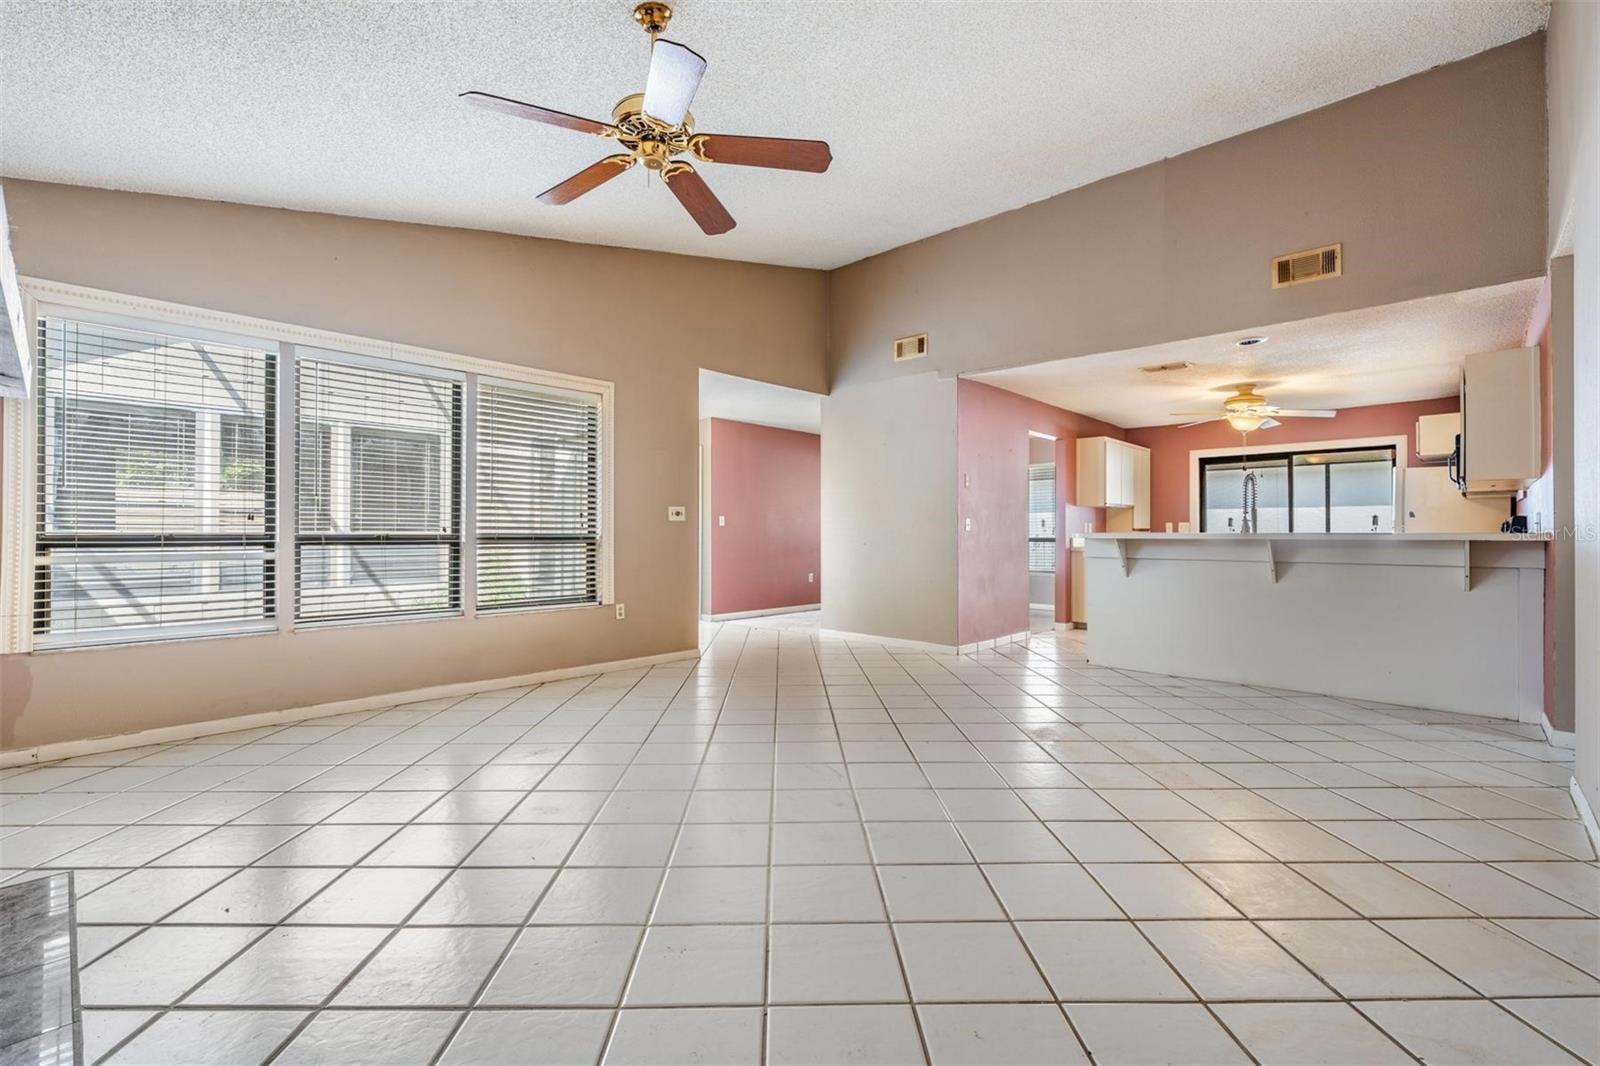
[1027,462,1056,572]
[295,354,462,624]
[1200,446,1396,533]
[476,380,602,610]
[33,318,275,645]
[17,297,610,651]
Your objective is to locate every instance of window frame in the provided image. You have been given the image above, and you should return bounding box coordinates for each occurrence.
[474,374,605,614]
[1026,462,1056,574]
[27,312,280,649]
[1,279,614,654]
[1197,444,1398,533]
[292,347,466,628]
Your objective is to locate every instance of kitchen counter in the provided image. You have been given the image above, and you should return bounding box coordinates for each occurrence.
[1081,532,1546,721]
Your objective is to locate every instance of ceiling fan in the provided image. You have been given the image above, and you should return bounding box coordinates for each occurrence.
[460,2,832,236]
[1170,384,1337,432]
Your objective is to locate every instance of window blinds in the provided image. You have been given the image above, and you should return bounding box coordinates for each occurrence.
[1027,462,1056,572]
[295,355,462,623]
[475,379,601,611]
[33,318,275,644]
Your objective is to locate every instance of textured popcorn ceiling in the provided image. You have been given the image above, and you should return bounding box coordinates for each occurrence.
[971,279,1544,428]
[0,0,1548,269]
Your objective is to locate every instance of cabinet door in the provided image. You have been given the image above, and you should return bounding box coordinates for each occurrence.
[1120,443,1138,509]
[1076,437,1108,507]
[1131,447,1150,529]
[1105,441,1127,507]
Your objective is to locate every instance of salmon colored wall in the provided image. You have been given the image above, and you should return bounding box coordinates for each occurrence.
[708,419,821,616]
[1122,396,1461,533]
[956,380,1123,644]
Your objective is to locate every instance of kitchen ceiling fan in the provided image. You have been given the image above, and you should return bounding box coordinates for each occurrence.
[1170,384,1337,432]
[460,2,831,236]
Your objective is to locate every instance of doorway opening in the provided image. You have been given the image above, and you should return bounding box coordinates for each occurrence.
[697,369,823,621]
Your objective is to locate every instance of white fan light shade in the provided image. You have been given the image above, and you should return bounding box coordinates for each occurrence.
[643,39,707,126]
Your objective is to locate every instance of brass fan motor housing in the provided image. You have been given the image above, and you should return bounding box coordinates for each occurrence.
[1223,385,1269,411]
[608,93,696,170]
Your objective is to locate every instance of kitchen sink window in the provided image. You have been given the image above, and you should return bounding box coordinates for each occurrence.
[1200,446,1397,533]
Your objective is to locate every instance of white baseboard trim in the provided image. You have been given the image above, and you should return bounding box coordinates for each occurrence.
[816,628,960,655]
[958,630,1033,654]
[1572,778,1600,856]
[703,604,821,622]
[1540,716,1576,750]
[0,647,703,768]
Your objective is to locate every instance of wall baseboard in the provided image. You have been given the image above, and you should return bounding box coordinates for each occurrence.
[703,603,821,622]
[816,628,960,655]
[0,647,702,768]
[1540,716,1576,750]
[957,630,1032,654]
[1572,778,1600,856]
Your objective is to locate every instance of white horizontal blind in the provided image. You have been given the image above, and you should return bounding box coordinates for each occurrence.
[476,379,601,611]
[295,355,462,623]
[33,317,276,645]
[1027,462,1056,572]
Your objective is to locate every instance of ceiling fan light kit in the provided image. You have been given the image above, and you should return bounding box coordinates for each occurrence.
[1171,383,1337,429]
[460,2,832,236]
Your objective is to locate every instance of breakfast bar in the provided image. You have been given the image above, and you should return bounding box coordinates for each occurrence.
[1082,533,1548,722]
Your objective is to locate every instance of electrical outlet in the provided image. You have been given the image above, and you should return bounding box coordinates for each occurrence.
[718,515,725,527]
[615,603,626,620]
[808,573,814,583]
[667,506,686,522]
[964,516,973,532]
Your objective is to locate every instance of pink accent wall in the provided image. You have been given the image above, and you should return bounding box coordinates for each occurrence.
[1122,396,1461,533]
[708,418,821,616]
[956,379,1123,644]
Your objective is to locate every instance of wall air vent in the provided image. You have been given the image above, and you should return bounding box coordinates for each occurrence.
[893,333,928,362]
[1272,243,1342,289]
[1138,360,1194,374]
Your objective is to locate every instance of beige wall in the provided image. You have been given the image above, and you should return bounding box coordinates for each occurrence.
[0,179,827,750]
[820,373,958,647]
[1546,2,1599,822]
[827,35,1548,389]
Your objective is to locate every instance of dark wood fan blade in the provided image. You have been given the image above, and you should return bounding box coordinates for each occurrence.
[460,91,614,136]
[692,134,831,173]
[537,155,634,205]
[663,165,735,235]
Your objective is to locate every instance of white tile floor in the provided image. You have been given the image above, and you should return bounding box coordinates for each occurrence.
[2,613,1597,1065]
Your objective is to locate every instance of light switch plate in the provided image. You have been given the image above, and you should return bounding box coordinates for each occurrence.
[667,506,687,522]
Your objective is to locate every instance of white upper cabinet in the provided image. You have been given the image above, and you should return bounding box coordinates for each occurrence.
[1415,412,1460,462]
[1077,436,1150,524]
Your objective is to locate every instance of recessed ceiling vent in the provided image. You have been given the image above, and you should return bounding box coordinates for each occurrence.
[893,333,928,362]
[1139,360,1194,374]
[1272,243,1342,288]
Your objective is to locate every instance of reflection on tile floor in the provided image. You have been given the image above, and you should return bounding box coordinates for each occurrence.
[1,614,1597,1065]
[0,870,80,1065]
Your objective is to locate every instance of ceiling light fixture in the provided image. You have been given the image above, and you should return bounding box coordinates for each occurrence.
[1236,336,1268,347]
[1226,412,1268,432]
